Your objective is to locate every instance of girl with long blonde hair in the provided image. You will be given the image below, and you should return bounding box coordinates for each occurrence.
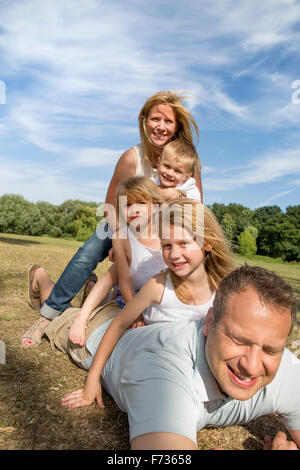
[61,198,235,409]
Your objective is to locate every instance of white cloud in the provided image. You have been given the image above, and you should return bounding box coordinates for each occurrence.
[257,189,294,208]
[202,165,216,174]
[1,0,299,152]
[0,155,109,204]
[242,31,291,51]
[0,122,6,135]
[204,148,300,192]
[73,148,125,167]
[0,0,300,209]
[8,99,64,153]
[213,91,248,118]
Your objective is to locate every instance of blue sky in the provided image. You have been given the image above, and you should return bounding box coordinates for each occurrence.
[0,0,300,210]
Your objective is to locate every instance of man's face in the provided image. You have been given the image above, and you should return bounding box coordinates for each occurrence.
[203,286,291,401]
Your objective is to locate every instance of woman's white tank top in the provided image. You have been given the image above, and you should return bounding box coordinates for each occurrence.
[143,271,215,325]
[133,143,158,179]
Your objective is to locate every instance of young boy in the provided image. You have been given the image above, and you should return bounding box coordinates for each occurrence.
[153,139,201,201]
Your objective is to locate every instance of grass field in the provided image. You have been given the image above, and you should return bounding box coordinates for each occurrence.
[0,233,299,450]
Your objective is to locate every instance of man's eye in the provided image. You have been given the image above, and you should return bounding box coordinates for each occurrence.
[264,347,281,356]
[230,336,245,347]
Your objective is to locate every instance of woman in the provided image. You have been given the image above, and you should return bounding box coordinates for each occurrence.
[22,91,202,347]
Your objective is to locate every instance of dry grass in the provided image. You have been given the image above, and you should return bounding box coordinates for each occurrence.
[0,233,299,450]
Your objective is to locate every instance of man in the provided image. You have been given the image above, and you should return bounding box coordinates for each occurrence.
[56,265,300,449]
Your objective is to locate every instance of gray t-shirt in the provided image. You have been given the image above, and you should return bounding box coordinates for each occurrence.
[83,319,300,445]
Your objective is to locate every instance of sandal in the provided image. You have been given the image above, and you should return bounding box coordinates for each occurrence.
[21,317,49,348]
[80,272,98,306]
[28,264,41,310]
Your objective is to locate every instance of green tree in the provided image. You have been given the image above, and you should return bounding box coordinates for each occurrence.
[252,205,282,231]
[0,194,46,235]
[208,203,227,225]
[257,216,299,260]
[226,203,253,235]
[16,205,46,236]
[70,205,99,241]
[0,194,29,233]
[285,205,300,229]
[36,201,61,236]
[238,228,257,258]
[244,225,258,241]
[220,213,236,246]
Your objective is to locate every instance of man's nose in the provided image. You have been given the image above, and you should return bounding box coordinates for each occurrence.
[239,345,263,377]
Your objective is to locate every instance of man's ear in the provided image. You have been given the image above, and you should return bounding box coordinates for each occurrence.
[203,307,214,337]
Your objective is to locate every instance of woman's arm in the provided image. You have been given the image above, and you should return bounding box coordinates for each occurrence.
[104,149,137,230]
[61,274,165,409]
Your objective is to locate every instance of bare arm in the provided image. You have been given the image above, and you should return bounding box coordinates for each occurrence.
[131,432,198,450]
[68,264,118,346]
[62,274,166,409]
[157,186,182,201]
[112,234,134,303]
[104,148,137,231]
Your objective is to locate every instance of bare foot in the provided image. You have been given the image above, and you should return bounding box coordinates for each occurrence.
[69,315,87,346]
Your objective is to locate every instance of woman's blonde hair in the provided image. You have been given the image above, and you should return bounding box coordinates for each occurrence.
[159,198,235,302]
[138,91,199,170]
[115,176,165,226]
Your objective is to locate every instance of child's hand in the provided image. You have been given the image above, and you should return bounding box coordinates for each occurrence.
[131,314,147,330]
[69,315,87,346]
[157,186,181,201]
[108,247,115,262]
[61,379,105,409]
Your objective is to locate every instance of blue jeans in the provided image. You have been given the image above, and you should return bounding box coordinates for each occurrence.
[40,221,113,320]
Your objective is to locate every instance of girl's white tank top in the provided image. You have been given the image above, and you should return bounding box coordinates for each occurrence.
[127,228,166,291]
[143,271,215,324]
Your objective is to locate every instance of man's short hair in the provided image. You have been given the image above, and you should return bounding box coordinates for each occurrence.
[212,264,297,334]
